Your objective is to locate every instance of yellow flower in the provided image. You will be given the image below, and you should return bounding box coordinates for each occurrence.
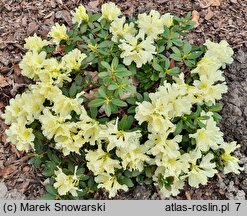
[39,108,67,139]
[19,50,47,79]
[86,145,121,175]
[39,58,62,83]
[186,151,217,188]
[61,49,87,73]
[193,75,228,105]
[2,94,27,125]
[52,94,82,119]
[204,40,234,68]
[159,177,184,197]
[137,10,166,40]
[146,133,181,158]
[110,17,136,42]
[95,173,128,198]
[190,116,224,151]
[6,122,35,152]
[77,119,101,146]
[31,82,62,102]
[161,13,174,28]
[71,5,89,27]
[116,142,150,172]
[2,90,45,125]
[24,33,49,52]
[48,23,69,45]
[153,168,184,197]
[101,2,121,22]
[99,120,142,151]
[54,122,82,156]
[119,34,156,68]
[220,142,243,174]
[191,56,222,78]
[54,166,81,197]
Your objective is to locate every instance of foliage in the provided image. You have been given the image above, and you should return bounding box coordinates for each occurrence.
[2,3,242,199]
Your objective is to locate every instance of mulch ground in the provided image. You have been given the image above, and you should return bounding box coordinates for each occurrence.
[0,0,246,200]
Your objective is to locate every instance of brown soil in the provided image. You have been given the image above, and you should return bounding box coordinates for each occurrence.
[0,0,246,200]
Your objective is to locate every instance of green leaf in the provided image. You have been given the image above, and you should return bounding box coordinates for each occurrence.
[212,113,222,122]
[80,24,88,34]
[185,12,192,20]
[171,46,181,55]
[198,115,210,121]
[136,93,143,102]
[128,63,136,75]
[75,74,83,85]
[98,88,107,97]
[80,174,90,181]
[90,13,101,22]
[89,107,97,119]
[98,71,109,78]
[131,170,141,177]
[43,170,53,177]
[170,53,182,61]
[127,106,136,114]
[174,120,183,136]
[119,115,134,130]
[69,83,77,97]
[144,167,152,178]
[172,39,183,46]
[98,40,112,48]
[196,120,206,128]
[126,97,136,105]
[101,61,111,70]
[89,98,105,107]
[104,104,111,116]
[112,99,127,107]
[108,84,118,90]
[40,194,56,200]
[184,119,196,129]
[188,51,203,59]
[165,59,170,69]
[168,67,180,76]
[151,73,159,81]
[208,103,223,112]
[184,59,195,67]
[46,185,57,196]
[112,57,119,68]
[136,175,144,185]
[183,42,192,55]
[119,176,134,187]
[152,63,163,72]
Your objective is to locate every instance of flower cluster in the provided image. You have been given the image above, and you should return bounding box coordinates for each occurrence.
[54,166,81,196]
[2,2,242,199]
[135,42,242,196]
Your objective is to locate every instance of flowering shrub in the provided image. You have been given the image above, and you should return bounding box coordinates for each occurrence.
[2,3,243,199]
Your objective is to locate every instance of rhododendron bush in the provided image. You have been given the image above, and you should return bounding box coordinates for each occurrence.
[2,2,243,199]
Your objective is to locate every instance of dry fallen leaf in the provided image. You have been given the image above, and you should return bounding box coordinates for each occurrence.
[0,75,9,88]
[12,64,22,76]
[84,71,99,83]
[211,0,221,6]
[53,44,65,56]
[205,7,214,20]
[191,10,200,28]
[0,67,10,74]
[27,21,39,36]
[199,0,221,8]
[185,191,192,200]
[0,165,16,178]
[84,89,98,101]
[19,180,30,193]
[88,0,101,11]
